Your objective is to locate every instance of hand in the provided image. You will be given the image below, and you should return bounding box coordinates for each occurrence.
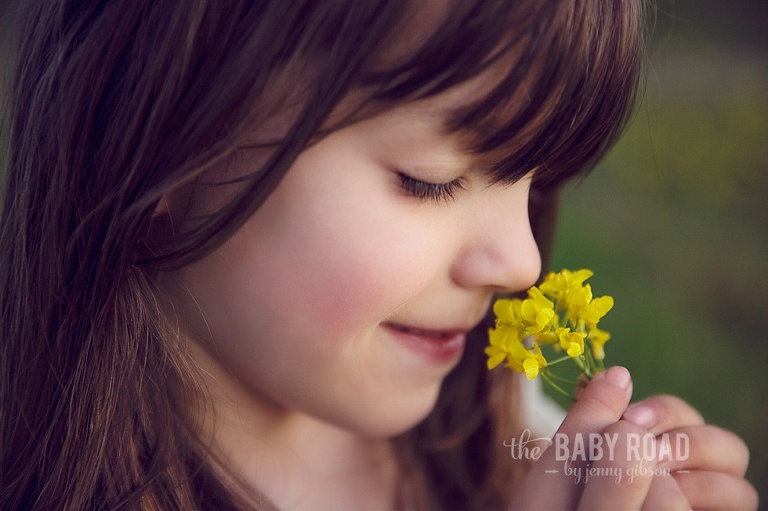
[511,367,687,510]
[622,395,758,510]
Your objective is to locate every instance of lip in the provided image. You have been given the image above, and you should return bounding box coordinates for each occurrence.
[382,323,467,364]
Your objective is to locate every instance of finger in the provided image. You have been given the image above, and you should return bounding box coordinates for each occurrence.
[566,366,633,433]
[656,425,750,478]
[673,470,759,510]
[641,471,691,511]
[510,366,633,510]
[577,420,657,510]
[622,395,704,435]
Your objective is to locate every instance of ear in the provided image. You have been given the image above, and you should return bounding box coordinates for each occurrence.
[153,196,171,217]
[145,195,176,260]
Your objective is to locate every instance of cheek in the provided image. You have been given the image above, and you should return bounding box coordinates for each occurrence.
[228,154,439,339]
[248,192,431,336]
[175,178,434,366]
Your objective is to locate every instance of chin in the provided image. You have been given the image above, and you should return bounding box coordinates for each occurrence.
[349,385,442,439]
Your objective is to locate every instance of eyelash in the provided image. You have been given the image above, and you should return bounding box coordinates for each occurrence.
[396,173,465,203]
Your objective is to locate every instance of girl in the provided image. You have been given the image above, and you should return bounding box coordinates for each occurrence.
[0,0,756,509]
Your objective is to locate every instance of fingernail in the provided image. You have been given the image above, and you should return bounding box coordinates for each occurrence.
[601,366,631,389]
[623,404,657,429]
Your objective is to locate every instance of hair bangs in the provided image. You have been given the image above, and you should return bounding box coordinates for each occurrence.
[357,0,645,190]
[464,0,645,189]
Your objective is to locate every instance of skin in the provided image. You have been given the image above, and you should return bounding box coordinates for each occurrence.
[159,88,757,509]
[512,367,757,510]
[162,91,541,508]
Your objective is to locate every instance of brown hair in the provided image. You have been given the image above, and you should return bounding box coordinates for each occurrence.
[0,1,645,509]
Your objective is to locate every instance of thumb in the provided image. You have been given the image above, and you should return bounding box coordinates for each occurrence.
[565,366,633,433]
[510,366,633,510]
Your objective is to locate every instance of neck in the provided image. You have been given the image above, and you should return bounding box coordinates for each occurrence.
[190,342,399,510]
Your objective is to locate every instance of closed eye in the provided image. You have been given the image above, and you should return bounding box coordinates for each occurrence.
[396,172,465,203]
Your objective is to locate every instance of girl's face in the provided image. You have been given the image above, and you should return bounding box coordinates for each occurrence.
[164,90,541,438]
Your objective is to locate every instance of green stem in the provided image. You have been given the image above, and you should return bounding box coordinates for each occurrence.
[547,355,574,366]
[544,371,580,384]
[541,372,575,401]
[582,342,600,378]
[572,354,586,373]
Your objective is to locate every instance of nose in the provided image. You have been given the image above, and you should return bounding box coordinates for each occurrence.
[449,182,542,293]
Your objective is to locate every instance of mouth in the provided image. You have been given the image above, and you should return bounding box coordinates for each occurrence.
[386,324,461,339]
[382,323,468,364]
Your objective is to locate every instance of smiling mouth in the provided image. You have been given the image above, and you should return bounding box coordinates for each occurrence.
[383,323,467,364]
[386,323,460,339]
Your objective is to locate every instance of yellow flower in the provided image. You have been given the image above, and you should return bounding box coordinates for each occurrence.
[523,357,543,380]
[505,339,548,380]
[556,327,586,357]
[493,298,524,328]
[579,295,615,327]
[520,287,555,335]
[539,269,593,301]
[567,282,592,308]
[486,268,615,395]
[532,330,558,345]
[588,327,611,360]
[485,327,514,369]
[564,284,593,323]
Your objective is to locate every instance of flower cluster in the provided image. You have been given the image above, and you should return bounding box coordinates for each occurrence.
[485,269,614,398]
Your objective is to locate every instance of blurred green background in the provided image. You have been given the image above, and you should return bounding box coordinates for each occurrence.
[548,0,768,501]
[1,0,766,504]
